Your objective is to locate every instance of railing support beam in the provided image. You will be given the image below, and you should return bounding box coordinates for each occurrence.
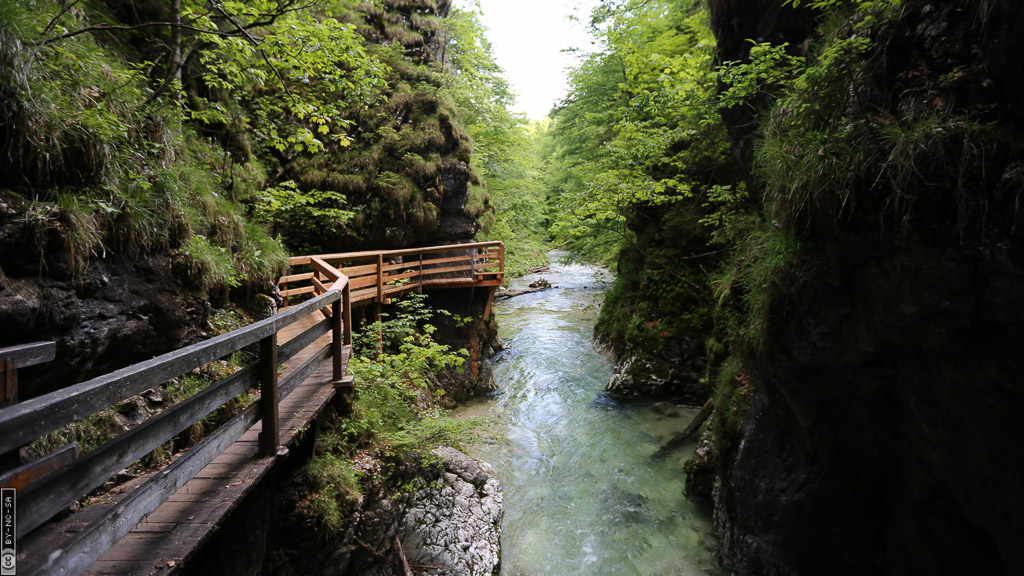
[376,253,385,303]
[332,299,343,382]
[258,334,279,457]
[343,284,353,347]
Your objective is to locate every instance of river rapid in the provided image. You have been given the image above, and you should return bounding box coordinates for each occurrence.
[455,255,722,576]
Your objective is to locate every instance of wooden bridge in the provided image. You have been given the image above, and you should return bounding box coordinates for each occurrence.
[0,241,504,576]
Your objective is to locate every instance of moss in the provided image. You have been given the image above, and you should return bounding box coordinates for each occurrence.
[712,356,753,439]
[0,2,288,289]
[303,438,363,534]
[268,3,483,253]
[594,201,717,360]
[176,236,240,294]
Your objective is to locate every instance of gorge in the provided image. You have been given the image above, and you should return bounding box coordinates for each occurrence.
[2,0,1023,575]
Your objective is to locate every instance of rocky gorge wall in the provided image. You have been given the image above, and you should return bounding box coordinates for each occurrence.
[703,1,1024,574]
[281,0,488,253]
[0,204,212,397]
[424,286,502,401]
[0,0,490,397]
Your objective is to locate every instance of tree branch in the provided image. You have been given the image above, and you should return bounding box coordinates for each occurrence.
[208,1,297,102]
[220,0,319,32]
[28,0,84,71]
[36,21,245,46]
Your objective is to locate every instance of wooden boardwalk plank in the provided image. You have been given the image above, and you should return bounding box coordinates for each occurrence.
[76,312,340,576]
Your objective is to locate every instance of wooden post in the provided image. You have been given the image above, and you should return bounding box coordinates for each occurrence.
[498,243,505,284]
[343,283,353,347]
[258,334,279,457]
[1,341,56,470]
[2,357,15,408]
[375,301,383,355]
[0,358,16,470]
[418,250,424,294]
[375,253,384,354]
[471,246,477,281]
[332,297,343,382]
[376,253,384,303]
[484,286,496,320]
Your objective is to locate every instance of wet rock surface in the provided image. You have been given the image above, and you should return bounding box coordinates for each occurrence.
[706,1,1024,574]
[0,249,208,398]
[604,351,708,404]
[335,446,499,573]
[266,447,502,576]
[427,287,502,401]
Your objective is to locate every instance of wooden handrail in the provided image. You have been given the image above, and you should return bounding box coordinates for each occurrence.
[0,242,509,576]
[0,243,503,576]
[0,262,355,569]
[0,288,341,456]
[1,342,56,408]
[279,242,505,310]
[287,240,504,266]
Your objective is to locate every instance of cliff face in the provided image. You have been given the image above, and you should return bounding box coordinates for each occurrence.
[0,0,490,396]
[281,0,486,253]
[596,199,717,403]
[0,228,208,396]
[708,2,1024,574]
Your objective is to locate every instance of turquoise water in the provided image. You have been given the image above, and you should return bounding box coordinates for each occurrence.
[456,256,722,576]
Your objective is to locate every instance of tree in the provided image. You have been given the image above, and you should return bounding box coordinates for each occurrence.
[445,5,550,274]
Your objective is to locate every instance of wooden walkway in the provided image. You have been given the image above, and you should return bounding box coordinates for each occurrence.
[21,314,339,576]
[2,241,503,576]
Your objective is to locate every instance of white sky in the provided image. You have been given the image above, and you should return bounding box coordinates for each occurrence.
[454,0,602,120]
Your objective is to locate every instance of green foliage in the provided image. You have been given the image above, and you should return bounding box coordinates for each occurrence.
[300,291,481,531]
[246,0,497,253]
[29,405,122,461]
[717,42,805,106]
[0,0,396,291]
[178,235,242,292]
[473,120,553,276]
[445,7,550,275]
[711,223,801,354]
[547,0,735,375]
[170,0,386,155]
[343,292,476,457]
[710,355,754,440]
[304,444,363,533]
[254,180,355,249]
[547,0,728,264]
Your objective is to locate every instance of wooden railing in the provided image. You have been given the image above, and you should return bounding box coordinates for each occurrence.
[0,242,503,576]
[279,241,505,307]
[0,342,55,409]
[0,268,352,576]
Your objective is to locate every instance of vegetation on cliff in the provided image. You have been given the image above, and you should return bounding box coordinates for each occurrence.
[0,0,532,390]
[0,1,392,293]
[544,0,733,400]
[548,0,1024,573]
[446,6,550,275]
[299,292,481,534]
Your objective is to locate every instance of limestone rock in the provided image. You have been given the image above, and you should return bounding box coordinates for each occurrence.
[350,447,503,576]
[394,447,502,576]
[605,352,708,403]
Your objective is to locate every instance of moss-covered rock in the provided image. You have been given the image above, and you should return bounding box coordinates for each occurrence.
[708,1,1024,574]
[595,200,719,401]
[272,0,489,253]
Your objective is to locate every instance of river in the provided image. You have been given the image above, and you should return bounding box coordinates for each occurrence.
[456,255,722,575]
